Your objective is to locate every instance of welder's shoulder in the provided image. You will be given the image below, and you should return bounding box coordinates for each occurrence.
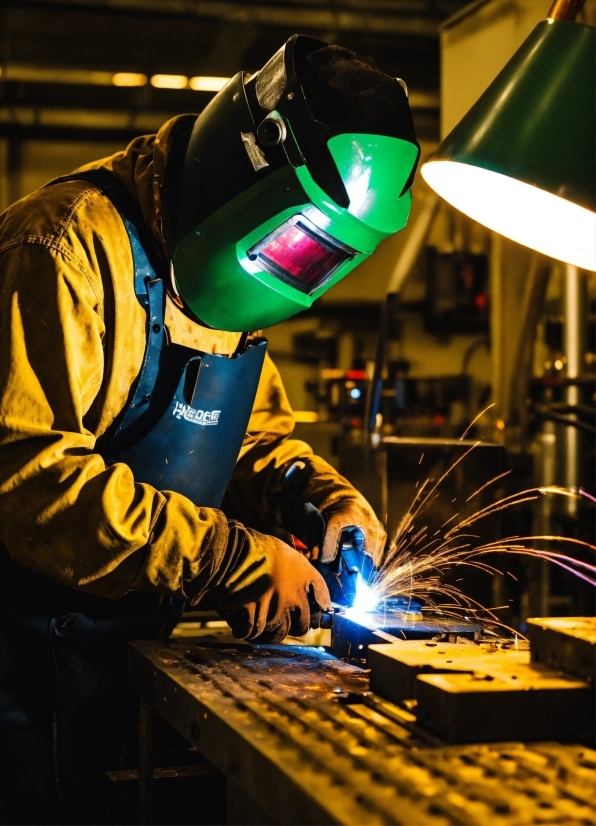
[0,179,130,298]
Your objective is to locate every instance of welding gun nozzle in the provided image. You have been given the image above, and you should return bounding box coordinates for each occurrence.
[320,609,335,629]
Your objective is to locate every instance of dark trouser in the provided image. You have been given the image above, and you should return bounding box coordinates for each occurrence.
[0,555,183,825]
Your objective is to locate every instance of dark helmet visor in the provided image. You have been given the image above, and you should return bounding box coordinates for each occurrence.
[247,214,355,295]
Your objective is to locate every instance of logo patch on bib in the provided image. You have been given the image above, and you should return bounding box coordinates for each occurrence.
[173,401,221,426]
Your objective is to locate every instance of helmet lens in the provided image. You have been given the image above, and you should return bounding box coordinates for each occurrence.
[248,216,354,295]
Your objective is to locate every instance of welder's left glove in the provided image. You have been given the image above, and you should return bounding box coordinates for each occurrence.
[281,456,386,566]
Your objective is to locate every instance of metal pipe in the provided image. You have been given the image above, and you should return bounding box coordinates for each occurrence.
[386,192,440,295]
[505,253,550,435]
[531,421,556,617]
[562,263,587,516]
[547,0,586,20]
[365,193,440,442]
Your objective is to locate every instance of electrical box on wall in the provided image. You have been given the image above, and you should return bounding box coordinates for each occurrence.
[425,247,489,334]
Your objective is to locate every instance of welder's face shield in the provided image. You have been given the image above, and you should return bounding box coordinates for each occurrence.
[246,213,354,295]
[172,36,420,332]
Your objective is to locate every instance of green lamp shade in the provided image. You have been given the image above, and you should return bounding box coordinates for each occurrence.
[422,18,596,271]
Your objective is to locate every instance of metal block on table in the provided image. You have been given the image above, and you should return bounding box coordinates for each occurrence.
[368,639,529,704]
[527,616,596,681]
[331,608,482,665]
[415,665,595,744]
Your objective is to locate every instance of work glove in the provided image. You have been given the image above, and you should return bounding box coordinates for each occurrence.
[211,525,331,643]
[281,457,386,565]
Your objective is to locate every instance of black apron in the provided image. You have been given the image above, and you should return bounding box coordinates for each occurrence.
[0,170,266,824]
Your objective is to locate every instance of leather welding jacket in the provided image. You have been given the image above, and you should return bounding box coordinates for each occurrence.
[0,114,355,607]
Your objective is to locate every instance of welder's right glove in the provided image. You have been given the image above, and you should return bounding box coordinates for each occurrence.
[209,524,331,643]
[281,456,386,566]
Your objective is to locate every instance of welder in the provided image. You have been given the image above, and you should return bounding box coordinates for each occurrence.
[0,36,419,824]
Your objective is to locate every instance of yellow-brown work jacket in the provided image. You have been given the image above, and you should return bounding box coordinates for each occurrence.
[0,115,352,603]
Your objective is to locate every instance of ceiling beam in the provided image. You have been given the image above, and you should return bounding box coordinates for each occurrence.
[7,0,463,37]
[0,122,149,142]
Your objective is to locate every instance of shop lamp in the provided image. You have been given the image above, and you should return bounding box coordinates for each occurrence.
[421,0,596,271]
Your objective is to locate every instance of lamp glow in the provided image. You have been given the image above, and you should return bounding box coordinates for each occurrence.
[189,76,230,92]
[422,161,596,271]
[150,74,188,89]
[422,17,595,270]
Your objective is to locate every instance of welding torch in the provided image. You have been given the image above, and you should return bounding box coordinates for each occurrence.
[301,501,373,607]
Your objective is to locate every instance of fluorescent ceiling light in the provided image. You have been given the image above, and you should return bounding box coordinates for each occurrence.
[0,65,229,94]
[189,76,230,92]
[422,161,596,272]
[150,74,188,89]
[112,72,147,87]
[1,64,113,85]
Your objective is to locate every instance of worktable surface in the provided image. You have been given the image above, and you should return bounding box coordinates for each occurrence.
[129,639,596,825]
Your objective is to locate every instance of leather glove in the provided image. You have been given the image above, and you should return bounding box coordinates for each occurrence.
[213,526,331,643]
[281,456,386,565]
[317,494,386,565]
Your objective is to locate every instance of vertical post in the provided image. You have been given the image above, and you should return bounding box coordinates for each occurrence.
[489,233,503,424]
[531,420,557,617]
[138,698,153,826]
[563,264,587,517]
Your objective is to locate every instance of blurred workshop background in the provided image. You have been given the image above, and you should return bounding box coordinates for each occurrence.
[1,0,594,629]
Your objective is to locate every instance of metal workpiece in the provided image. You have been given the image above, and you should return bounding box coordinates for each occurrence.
[368,636,595,743]
[368,639,530,704]
[368,618,596,744]
[331,607,482,665]
[527,616,596,682]
[416,665,594,745]
[130,640,596,825]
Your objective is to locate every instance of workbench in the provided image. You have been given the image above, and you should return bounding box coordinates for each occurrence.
[129,638,596,825]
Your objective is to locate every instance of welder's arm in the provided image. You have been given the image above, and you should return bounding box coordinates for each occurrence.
[224,357,386,565]
[0,241,323,617]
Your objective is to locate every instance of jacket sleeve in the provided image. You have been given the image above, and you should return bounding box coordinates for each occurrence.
[0,241,235,601]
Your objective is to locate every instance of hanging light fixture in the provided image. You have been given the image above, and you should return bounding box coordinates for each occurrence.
[421,0,595,271]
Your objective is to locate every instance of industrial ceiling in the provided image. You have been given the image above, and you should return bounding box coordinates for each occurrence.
[0,0,471,143]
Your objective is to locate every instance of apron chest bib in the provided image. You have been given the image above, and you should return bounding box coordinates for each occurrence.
[90,169,267,508]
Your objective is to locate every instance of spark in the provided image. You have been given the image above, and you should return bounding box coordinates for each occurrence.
[459,402,495,440]
[465,469,512,502]
[352,401,595,621]
[359,463,595,624]
[411,442,479,521]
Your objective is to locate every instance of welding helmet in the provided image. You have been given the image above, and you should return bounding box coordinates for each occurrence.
[171,35,420,332]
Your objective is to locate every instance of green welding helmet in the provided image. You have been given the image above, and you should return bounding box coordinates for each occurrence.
[171,36,420,332]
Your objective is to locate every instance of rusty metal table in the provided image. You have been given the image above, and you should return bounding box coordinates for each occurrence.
[129,639,596,825]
